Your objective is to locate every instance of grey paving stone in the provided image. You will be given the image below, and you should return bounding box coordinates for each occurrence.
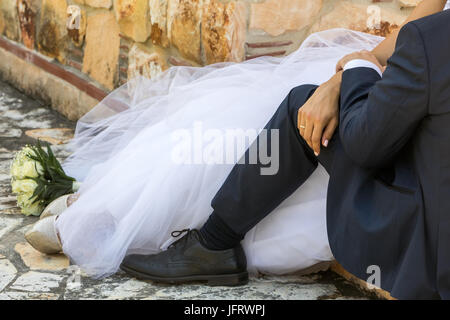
[10,271,64,292]
[0,216,23,240]
[0,259,17,291]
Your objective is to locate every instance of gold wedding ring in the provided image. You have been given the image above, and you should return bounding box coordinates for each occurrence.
[299,125,306,129]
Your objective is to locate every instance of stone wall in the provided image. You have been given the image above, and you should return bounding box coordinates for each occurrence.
[0,0,421,118]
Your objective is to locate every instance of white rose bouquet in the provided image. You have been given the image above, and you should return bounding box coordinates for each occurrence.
[10,140,81,216]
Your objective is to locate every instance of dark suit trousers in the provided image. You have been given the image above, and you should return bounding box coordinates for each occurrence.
[206,84,339,238]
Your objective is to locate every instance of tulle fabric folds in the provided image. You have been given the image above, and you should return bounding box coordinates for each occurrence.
[57,29,384,278]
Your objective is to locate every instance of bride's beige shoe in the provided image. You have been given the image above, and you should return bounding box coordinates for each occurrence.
[40,193,79,220]
[25,193,80,254]
[25,216,62,254]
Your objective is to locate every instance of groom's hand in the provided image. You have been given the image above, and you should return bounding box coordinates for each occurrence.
[298,71,342,156]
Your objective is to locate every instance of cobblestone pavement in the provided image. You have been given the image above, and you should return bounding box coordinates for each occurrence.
[0,79,376,300]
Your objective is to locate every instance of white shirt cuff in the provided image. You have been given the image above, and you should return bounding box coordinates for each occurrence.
[343,59,383,78]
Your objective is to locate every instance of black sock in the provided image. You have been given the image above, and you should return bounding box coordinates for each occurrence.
[199,213,245,250]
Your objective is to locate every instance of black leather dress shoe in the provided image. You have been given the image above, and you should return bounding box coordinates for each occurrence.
[120,229,248,286]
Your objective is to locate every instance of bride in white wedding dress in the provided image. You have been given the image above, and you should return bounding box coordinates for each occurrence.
[25,1,449,279]
[56,28,381,278]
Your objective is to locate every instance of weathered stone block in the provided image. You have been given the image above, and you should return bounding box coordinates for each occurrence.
[398,0,420,8]
[17,0,37,50]
[309,1,409,37]
[0,13,4,36]
[113,0,151,42]
[250,0,323,37]
[67,4,87,47]
[86,0,112,8]
[0,0,21,41]
[37,0,68,63]
[167,0,202,63]
[149,0,169,47]
[82,11,120,90]
[127,43,168,81]
[201,0,247,64]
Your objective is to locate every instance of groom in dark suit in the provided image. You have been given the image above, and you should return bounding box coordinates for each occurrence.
[121,10,450,299]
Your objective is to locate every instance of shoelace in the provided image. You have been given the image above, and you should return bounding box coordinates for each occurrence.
[168,229,199,249]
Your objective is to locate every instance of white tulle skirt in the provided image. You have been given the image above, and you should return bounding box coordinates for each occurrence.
[57,29,384,278]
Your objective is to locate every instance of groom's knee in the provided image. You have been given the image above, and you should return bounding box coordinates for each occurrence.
[288,85,319,112]
[285,84,319,123]
[269,84,319,131]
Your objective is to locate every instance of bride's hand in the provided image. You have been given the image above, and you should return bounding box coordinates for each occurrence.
[297,71,342,156]
[335,50,383,73]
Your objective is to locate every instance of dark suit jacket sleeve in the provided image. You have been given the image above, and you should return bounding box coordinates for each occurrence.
[338,22,429,168]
